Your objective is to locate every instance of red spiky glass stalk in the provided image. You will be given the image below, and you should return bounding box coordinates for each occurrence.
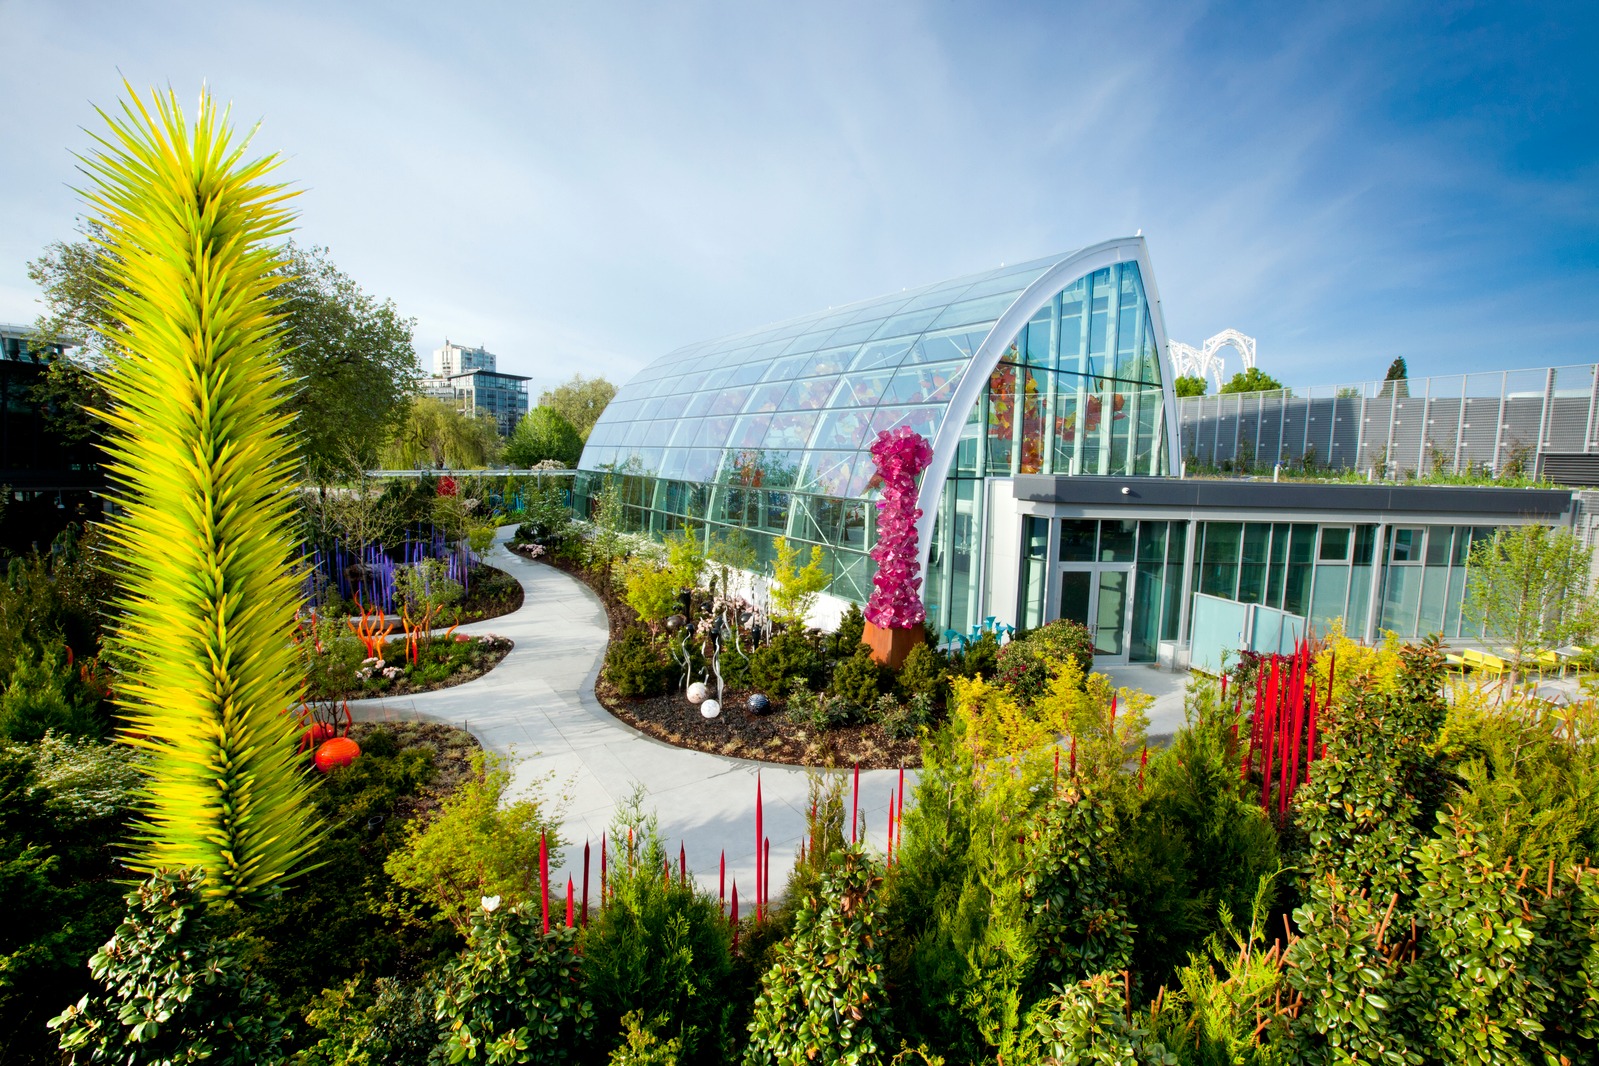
[1138,745,1148,790]
[565,878,574,928]
[887,792,896,867]
[1304,682,1318,784]
[1069,735,1077,777]
[851,763,860,845]
[730,882,739,947]
[763,837,770,914]
[1053,748,1060,790]
[680,843,687,885]
[719,850,726,907]
[582,840,590,926]
[540,833,550,934]
[755,775,763,921]
[897,766,905,834]
[1260,660,1277,811]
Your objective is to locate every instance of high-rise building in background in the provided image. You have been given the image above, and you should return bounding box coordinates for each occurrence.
[420,339,529,437]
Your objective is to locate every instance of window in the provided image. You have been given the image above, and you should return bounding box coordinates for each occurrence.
[1390,527,1424,564]
[1319,526,1352,563]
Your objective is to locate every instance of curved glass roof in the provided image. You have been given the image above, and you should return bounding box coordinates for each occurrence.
[579,251,1082,495]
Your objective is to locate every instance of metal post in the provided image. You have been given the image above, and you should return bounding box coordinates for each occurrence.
[1491,370,1508,475]
[1364,524,1387,642]
[1177,519,1199,648]
[1454,375,1469,474]
[1417,376,1431,474]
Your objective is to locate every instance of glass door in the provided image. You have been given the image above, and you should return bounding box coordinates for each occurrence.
[1057,564,1132,663]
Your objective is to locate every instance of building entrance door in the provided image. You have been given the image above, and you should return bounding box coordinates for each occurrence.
[1057,564,1132,663]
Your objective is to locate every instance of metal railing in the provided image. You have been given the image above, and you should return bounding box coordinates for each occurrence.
[1178,363,1599,476]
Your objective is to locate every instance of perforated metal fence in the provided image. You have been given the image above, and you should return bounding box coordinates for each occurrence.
[1178,364,1599,477]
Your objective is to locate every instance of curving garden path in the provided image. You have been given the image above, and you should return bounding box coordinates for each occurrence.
[348,526,908,902]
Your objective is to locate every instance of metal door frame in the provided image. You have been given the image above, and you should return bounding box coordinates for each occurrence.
[1053,561,1134,664]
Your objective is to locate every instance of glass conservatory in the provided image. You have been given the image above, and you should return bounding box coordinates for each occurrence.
[575,237,1177,640]
[576,237,1576,663]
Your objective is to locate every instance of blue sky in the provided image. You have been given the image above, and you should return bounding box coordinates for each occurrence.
[0,0,1593,395]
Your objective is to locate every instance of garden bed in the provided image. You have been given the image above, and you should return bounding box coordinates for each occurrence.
[597,678,922,768]
[342,719,482,819]
[454,562,523,623]
[538,550,924,768]
[305,633,513,702]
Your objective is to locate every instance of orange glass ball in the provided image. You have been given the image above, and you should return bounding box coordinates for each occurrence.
[314,736,361,772]
[302,722,334,749]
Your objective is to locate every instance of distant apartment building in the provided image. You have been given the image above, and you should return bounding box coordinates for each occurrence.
[421,340,529,436]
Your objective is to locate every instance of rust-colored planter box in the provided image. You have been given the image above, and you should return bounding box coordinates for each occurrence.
[864,619,921,670]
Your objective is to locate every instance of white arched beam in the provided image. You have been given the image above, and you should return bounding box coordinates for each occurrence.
[912,236,1181,602]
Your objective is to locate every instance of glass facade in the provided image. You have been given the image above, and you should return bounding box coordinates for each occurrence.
[929,262,1169,635]
[1186,521,1486,642]
[576,248,1174,612]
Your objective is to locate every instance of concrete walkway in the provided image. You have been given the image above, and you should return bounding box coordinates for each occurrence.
[349,527,1191,903]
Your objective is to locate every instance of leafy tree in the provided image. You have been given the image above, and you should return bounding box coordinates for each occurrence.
[385,395,502,469]
[1464,524,1597,674]
[1379,356,1409,399]
[770,537,829,627]
[745,845,893,1066]
[506,407,584,468]
[28,232,419,478]
[539,374,617,442]
[385,750,562,934]
[1173,374,1206,398]
[434,901,593,1065]
[1217,368,1283,395]
[86,84,319,901]
[48,868,289,1065]
[271,242,421,479]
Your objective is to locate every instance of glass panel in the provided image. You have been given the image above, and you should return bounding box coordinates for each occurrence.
[765,411,820,449]
[811,408,873,450]
[1390,527,1423,563]
[1284,525,1316,616]
[1099,519,1136,562]
[1309,565,1351,634]
[884,361,964,405]
[1199,522,1242,598]
[834,370,895,407]
[1319,527,1352,562]
[1238,523,1271,604]
[1020,516,1049,630]
[1060,569,1093,627]
[1094,570,1127,655]
[1059,520,1097,562]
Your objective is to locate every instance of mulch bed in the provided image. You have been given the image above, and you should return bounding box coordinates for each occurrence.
[598,679,922,769]
[456,563,524,623]
[535,547,922,769]
[345,720,482,820]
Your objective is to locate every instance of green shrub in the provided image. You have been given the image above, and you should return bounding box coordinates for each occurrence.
[1021,785,1135,993]
[621,557,683,628]
[49,868,289,1066]
[749,630,821,697]
[745,846,892,1066]
[895,642,947,704]
[608,1011,685,1065]
[1015,971,1175,1065]
[231,727,454,1013]
[606,628,671,698]
[832,648,886,708]
[783,681,854,733]
[300,974,442,1066]
[951,632,1000,681]
[872,693,934,741]
[828,603,866,660]
[434,903,593,1065]
[581,794,737,1064]
[0,645,104,741]
[385,750,563,935]
[0,741,134,1064]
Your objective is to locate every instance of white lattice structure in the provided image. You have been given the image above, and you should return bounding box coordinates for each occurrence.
[1170,329,1257,391]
